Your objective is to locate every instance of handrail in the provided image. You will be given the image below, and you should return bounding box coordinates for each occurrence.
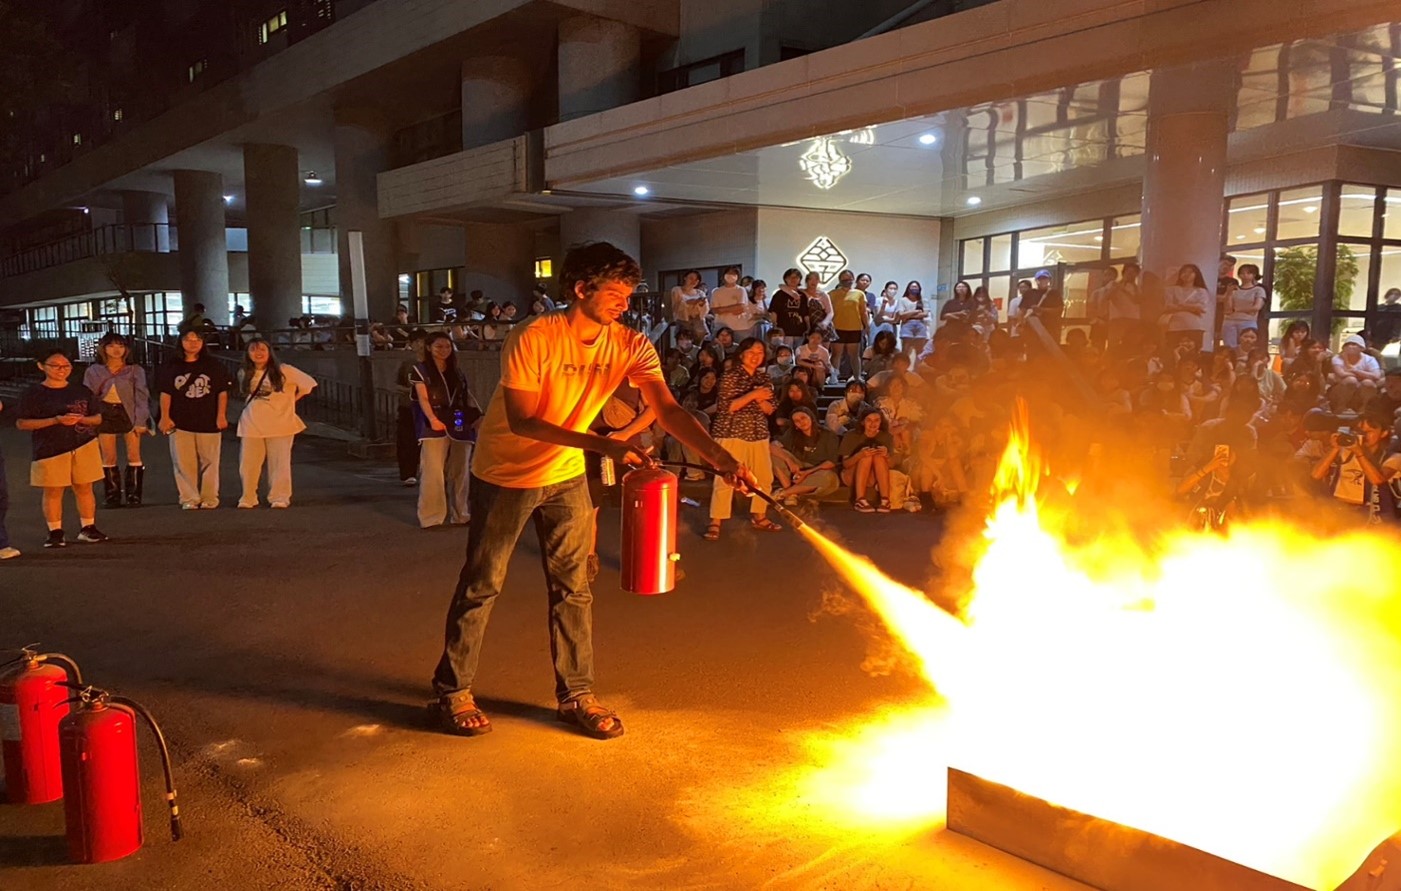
[0,223,178,279]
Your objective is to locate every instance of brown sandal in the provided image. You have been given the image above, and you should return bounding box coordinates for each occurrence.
[432,694,492,737]
[704,520,721,541]
[751,516,782,531]
[557,694,625,740]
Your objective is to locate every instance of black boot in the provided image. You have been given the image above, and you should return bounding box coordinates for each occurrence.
[125,465,145,507]
[103,467,123,508]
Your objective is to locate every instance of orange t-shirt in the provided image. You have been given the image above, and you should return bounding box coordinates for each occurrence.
[470,312,664,488]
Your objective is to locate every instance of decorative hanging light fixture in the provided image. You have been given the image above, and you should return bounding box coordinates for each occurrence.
[798,137,853,191]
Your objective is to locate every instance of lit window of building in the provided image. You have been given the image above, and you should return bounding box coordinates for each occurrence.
[258,10,289,45]
[188,59,207,83]
[72,133,82,146]
[112,108,123,122]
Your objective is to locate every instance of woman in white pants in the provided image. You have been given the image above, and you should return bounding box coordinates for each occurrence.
[236,339,316,509]
[705,338,779,541]
[411,333,480,529]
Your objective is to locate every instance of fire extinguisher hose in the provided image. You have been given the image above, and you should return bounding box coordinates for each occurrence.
[39,653,84,686]
[651,460,809,530]
[110,696,183,842]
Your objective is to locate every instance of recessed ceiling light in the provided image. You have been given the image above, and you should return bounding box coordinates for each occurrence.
[965,196,982,206]
[633,185,650,196]
[80,206,90,214]
[1253,226,1266,234]
[224,195,234,203]
[1304,205,1318,213]
[304,171,323,186]
[918,133,937,146]
[1094,235,1104,242]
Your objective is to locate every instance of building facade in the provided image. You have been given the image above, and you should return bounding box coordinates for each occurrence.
[2,0,1400,361]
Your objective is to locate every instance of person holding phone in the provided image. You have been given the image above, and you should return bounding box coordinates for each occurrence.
[840,409,897,513]
[706,337,780,540]
[411,332,480,529]
[15,348,108,547]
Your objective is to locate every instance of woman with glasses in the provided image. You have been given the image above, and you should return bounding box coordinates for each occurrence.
[15,348,108,547]
[82,332,151,508]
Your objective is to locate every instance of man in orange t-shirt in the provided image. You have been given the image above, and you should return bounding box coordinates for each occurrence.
[431,242,743,740]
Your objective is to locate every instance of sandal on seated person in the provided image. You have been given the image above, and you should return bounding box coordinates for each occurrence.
[704,520,722,541]
[432,693,493,737]
[750,516,782,531]
[557,693,625,740]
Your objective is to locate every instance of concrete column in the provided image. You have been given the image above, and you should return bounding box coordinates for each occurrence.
[335,109,399,321]
[172,171,230,324]
[121,190,171,252]
[243,143,304,327]
[463,222,535,309]
[558,15,641,121]
[558,207,641,262]
[1139,61,1233,335]
[461,56,534,150]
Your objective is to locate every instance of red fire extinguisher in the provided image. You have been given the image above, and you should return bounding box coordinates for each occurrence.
[0,646,84,804]
[58,684,183,864]
[620,466,680,596]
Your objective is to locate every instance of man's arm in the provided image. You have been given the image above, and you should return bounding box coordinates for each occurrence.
[635,378,738,473]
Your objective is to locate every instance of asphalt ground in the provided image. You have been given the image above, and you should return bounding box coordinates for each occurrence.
[0,420,1089,891]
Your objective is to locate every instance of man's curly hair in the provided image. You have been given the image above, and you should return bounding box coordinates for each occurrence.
[559,242,642,299]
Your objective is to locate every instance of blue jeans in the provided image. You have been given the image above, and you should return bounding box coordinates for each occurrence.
[0,448,9,549]
[433,473,595,705]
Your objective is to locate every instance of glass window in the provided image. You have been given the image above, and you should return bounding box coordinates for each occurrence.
[1275,186,1324,241]
[1226,193,1270,245]
[1271,245,1319,315]
[1335,243,1371,313]
[1338,185,1377,238]
[1384,190,1401,241]
[988,234,1013,273]
[1018,220,1102,269]
[1110,214,1140,259]
[305,296,343,318]
[961,239,985,276]
[1376,247,1401,311]
[1330,317,1368,351]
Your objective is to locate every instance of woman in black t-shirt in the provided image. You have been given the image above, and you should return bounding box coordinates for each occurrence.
[156,329,231,509]
[769,268,810,346]
[410,333,479,529]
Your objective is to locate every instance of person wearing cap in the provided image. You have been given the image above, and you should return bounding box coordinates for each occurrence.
[1022,270,1065,344]
[1329,333,1383,412]
[771,405,841,506]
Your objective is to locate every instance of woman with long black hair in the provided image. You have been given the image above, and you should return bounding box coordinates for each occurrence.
[411,332,481,529]
[83,331,151,507]
[896,281,931,366]
[237,338,316,509]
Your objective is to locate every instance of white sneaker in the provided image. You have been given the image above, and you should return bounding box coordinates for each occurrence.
[402,477,417,487]
[0,547,20,560]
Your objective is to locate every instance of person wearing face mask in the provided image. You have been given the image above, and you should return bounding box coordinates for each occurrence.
[825,379,874,435]
[710,266,757,339]
[873,281,901,337]
[768,344,797,386]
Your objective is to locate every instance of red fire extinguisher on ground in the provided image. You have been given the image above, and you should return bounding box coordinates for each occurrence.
[58,684,182,864]
[0,646,84,804]
[619,466,681,596]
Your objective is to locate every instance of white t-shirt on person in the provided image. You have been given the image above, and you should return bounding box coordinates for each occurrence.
[238,364,317,438]
[470,312,664,488]
[709,285,755,335]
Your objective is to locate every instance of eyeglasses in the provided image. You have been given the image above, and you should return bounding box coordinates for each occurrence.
[43,362,73,369]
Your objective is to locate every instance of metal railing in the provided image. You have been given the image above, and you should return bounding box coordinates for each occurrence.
[1,224,179,278]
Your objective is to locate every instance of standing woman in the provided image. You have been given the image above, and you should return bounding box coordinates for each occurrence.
[873,281,901,337]
[710,266,757,340]
[83,332,151,507]
[896,281,931,367]
[803,271,834,338]
[769,268,809,348]
[157,328,231,509]
[971,286,998,338]
[236,338,317,509]
[670,270,710,342]
[705,337,780,540]
[411,332,480,529]
[1160,263,1211,353]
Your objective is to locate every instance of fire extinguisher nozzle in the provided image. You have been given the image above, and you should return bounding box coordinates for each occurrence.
[170,816,184,842]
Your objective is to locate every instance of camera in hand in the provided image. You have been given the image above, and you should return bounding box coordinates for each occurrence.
[1302,408,1361,444]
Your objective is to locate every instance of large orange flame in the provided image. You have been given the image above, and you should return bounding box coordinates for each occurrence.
[790,402,1401,890]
